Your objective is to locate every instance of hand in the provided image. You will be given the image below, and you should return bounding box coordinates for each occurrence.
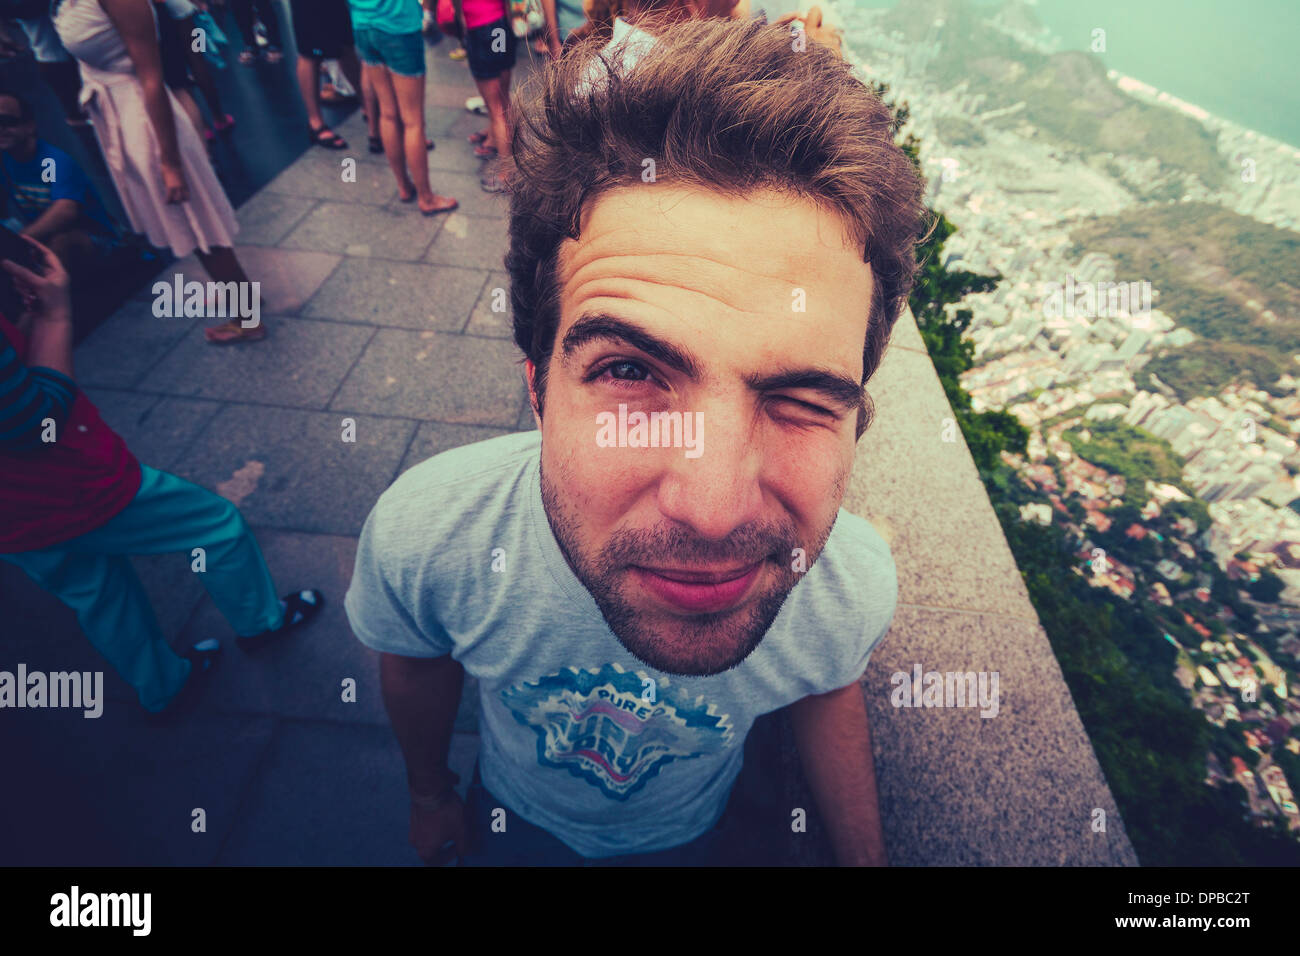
[777,7,843,57]
[161,162,189,204]
[409,789,470,865]
[547,34,562,60]
[2,235,71,326]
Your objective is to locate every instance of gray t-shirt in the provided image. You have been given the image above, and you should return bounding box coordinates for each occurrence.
[345,431,897,858]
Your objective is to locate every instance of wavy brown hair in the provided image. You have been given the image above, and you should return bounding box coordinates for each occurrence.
[506,16,925,434]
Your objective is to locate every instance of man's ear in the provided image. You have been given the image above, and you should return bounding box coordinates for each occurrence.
[524,359,542,427]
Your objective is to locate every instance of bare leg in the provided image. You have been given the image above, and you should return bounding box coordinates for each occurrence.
[360,64,380,141]
[364,62,410,196]
[392,72,455,212]
[296,53,328,132]
[196,247,264,343]
[474,69,511,187]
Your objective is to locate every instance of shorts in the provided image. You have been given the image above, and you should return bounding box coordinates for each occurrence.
[353,26,424,77]
[290,0,354,60]
[465,17,517,81]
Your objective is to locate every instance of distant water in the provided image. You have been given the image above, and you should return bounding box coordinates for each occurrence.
[838,0,1300,149]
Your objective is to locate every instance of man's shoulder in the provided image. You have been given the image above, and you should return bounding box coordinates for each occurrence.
[804,509,898,612]
[365,430,541,553]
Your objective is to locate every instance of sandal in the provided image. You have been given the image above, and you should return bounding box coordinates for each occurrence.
[204,320,267,344]
[237,589,325,653]
[309,125,348,149]
[473,143,497,159]
[468,130,490,145]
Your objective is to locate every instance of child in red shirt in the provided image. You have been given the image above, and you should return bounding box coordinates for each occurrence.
[1,237,323,716]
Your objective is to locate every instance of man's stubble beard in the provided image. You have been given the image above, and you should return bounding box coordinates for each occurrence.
[537,455,840,677]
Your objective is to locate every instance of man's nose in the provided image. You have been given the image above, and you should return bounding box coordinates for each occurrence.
[654,400,764,544]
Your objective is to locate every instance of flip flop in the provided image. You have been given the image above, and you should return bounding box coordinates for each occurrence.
[468,131,490,144]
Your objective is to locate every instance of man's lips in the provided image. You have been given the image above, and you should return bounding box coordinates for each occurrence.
[631,560,765,614]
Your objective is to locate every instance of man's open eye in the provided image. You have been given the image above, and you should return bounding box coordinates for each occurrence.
[592,360,654,385]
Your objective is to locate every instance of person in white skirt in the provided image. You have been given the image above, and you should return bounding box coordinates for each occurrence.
[53,0,264,343]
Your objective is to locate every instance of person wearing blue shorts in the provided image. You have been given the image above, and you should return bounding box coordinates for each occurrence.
[348,0,458,215]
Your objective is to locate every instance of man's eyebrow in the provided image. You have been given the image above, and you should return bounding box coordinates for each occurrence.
[560,314,863,411]
[559,314,702,378]
[745,367,866,412]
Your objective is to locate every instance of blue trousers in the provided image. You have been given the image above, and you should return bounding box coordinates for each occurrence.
[2,465,282,712]
[458,761,732,867]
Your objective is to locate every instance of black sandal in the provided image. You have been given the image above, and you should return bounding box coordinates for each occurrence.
[309,126,348,149]
[238,589,325,653]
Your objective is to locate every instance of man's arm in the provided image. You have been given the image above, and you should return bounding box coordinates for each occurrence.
[379,651,465,798]
[786,679,888,866]
[22,198,81,243]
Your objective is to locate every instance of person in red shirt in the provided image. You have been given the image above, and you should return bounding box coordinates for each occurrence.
[0,236,324,717]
